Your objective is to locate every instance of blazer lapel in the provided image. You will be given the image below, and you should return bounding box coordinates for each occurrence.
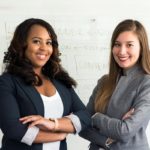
[52,79,70,116]
[14,76,44,116]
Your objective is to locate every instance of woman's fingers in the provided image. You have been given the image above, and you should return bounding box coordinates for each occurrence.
[20,115,55,131]
[20,115,42,124]
[122,108,135,120]
[29,118,55,131]
[20,115,40,121]
[28,119,43,128]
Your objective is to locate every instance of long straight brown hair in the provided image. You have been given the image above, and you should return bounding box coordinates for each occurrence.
[95,19,150,113]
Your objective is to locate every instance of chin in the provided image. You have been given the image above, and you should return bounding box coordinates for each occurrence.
[119,64,129,69]
[34,64,46,68]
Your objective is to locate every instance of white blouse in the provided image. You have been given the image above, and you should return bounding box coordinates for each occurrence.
[41,90,64,150]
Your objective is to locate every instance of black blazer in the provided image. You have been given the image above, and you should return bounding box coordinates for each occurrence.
[0,73,90,150]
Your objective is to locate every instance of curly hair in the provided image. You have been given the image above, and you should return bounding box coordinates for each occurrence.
[3,18,76,88]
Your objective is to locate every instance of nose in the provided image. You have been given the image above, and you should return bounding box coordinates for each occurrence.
[40,43,47,50]
[119,45,126,55]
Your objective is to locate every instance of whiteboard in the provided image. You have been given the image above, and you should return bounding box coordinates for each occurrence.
[0,0,150,149]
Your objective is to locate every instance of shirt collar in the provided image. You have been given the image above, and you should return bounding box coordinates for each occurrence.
[122,63,143,76]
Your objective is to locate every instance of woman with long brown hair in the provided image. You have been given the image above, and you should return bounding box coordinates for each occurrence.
[80,19,150,150]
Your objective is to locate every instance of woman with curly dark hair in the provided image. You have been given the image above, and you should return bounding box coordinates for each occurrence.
[0,18,90,150]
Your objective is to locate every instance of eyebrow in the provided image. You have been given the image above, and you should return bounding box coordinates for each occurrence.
[32,37,52,40]
[115,40,134,43]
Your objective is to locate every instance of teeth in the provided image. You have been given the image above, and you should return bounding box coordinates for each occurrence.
[37,54,46,59]
[119,57,128,61]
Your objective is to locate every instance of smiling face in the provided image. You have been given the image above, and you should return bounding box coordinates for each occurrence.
[25,25,53,73]
[112,31,141,69]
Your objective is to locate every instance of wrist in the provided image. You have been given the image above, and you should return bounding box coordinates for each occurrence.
[60,133,66,141]
[49,118,59,131]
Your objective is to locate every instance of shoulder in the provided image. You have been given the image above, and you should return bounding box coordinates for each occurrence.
[0,73,16,91]
[0,73,24,87]
[137,73,150,83]
[90,74,108,97]
[134,74,150,93]
[143,74,150,79]
[140,74,150,85]
[0,73,13,83]
[96,74,108,88]
[0,73,21,83]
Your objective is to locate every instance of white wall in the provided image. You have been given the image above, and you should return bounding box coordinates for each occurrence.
[0,0,150,149]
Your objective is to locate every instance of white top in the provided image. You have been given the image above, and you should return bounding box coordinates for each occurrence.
[41,90,64,150]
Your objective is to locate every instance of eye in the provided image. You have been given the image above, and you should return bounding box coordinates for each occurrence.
[127,43,133,48]
[32,39,40,44]
[114,42,121,47]
[47,40,52,45]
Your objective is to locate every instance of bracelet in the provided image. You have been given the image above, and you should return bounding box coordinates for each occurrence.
[54,118,59,130]
[49,118,59,131]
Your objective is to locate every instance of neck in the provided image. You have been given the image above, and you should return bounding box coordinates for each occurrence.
[33,68,42,75]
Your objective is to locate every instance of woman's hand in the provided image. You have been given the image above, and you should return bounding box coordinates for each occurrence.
[59,132,68,140]
[122,108,134,120]
[20,115,55,131]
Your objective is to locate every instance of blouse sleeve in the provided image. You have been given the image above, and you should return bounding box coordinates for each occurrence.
[68,87,91,131]
[65,114,81,133]
[21,126,39,145]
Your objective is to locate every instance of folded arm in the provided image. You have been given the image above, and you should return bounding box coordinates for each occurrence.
[92,79,150,142]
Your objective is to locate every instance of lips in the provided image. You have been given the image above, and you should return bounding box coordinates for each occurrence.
[118,56,129,61]
[36,53,47,60]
